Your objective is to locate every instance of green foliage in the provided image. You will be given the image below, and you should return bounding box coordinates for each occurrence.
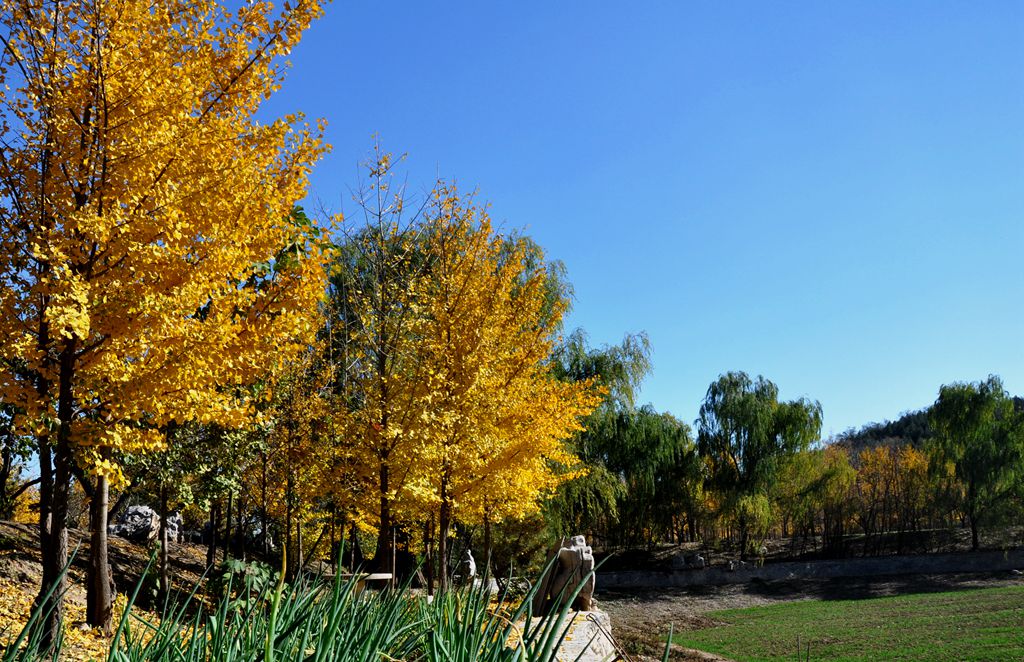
[928,375,1024,548]
[500,232,574,338]
[697,372,822,553]
[774,447,856,552]
[837,409,933,454]
[546,331,699,545]
[488,513,556,579]
[420,578,575,662]
[209,558,280,610]
[550,329,651,410]
[734,494,773,553]
[698,372,822,497]
[2,559,603,662]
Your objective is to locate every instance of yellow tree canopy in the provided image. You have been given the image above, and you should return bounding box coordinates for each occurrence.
[0,0,328,480]
[407,185,602,530]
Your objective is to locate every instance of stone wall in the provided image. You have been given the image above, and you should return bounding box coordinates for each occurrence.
[600,549,1024,589]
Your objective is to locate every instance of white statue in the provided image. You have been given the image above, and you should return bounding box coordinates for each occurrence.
[462,549,477,581]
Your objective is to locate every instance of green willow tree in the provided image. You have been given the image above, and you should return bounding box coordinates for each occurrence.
[546,330,699,546]
[609,407,695,545]
[545,330,650,540]
[929,375,1024,551]
[697,372,822,558]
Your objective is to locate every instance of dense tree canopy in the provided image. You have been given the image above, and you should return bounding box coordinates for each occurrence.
[697,372,823,556]
[929,375,1024,550]
[0,0,328,639]
[0,4,1020,654]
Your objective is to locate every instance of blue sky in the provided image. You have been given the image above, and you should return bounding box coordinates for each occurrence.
[266,1,1023,437]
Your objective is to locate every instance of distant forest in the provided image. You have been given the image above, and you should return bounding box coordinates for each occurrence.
[836,396,1024,455]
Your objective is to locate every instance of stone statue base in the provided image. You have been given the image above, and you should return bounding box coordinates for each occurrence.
[531,609,616,662]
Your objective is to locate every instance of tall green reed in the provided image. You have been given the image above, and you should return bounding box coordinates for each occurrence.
[3,553,631,662]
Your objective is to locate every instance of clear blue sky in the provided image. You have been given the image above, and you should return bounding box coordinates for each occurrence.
[266,1,1023,438]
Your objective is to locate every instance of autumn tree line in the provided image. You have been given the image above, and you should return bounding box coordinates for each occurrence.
[542,350,1024,557]
[0,0,599,650]
[1,0,1023,655]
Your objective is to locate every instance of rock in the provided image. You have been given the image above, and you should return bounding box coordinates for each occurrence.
[672,553,705,570]
[107,505,181,543]
[462,549,477,580]
[539,609,616,662]
[182,529,205,545]
[473,576,500,594]
[165,512,183,543]
[533,535,596,614]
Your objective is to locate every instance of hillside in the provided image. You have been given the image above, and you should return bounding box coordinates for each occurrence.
[834,395,1024,457]
[0,521,209,659]
[834,409,932,455]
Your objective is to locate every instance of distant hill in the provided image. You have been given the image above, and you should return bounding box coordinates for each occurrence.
[834,396,1024,457]
[834,409,932,456]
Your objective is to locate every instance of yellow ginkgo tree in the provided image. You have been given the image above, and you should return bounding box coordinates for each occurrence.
[0,0,327,641]
[408,186,602,591]
[328,149,434,573]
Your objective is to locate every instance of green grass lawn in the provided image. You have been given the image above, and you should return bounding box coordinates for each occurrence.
[673,585,1024,661]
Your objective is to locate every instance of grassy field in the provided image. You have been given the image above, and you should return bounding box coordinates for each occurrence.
[672,585,1024,661]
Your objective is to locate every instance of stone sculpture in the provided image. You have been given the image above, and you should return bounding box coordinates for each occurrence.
[532,535,596,614]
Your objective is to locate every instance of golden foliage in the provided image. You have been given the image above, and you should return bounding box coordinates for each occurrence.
[0,578,142,659]
[0,0,328,479]
[331,170,601,545]
[11,485,39,524]
[404,185,602,529]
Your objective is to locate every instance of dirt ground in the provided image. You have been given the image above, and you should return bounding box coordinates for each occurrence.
[0,520,211,659]
[0,519,210,600]
[597,571,1024,661]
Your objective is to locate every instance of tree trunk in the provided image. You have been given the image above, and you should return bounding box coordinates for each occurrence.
[86,471,113,633]
[223,491,232,562]
[35,342,79,652]
[438,474,451,593]
[424,516,434,597]
[296,514,304,575]
[349,523,362,570]
[159,484,169,600]
[285,475,293,580]
[261,453,269,556]
[35,438,72,653]
[739,513,749,561]
[437,512,449,594]
[329,511,336,571]
[38,448,71,651]
[374,460,393,574]
[483,506,492,578]
[237,495,246,562]
[207,501,218,568]
[970,516,980,551]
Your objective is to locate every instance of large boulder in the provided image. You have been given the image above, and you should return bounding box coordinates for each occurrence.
[108,505,183,544]
[108,505,159,543]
